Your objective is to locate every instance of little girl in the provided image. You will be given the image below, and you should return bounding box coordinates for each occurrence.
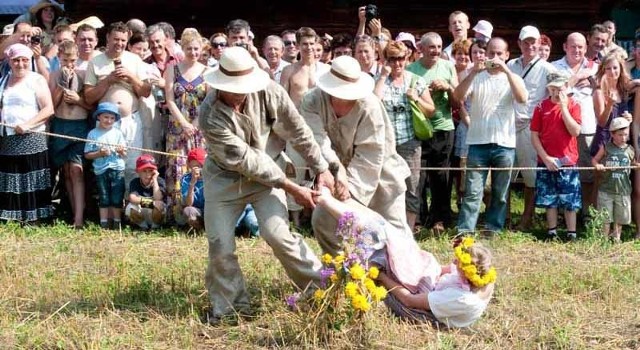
[314,187,497,328]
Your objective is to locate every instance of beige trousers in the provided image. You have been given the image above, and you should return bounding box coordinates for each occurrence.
[204,169,322,318]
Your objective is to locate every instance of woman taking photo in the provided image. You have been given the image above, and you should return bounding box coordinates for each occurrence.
[374,41,435,230]
[0,44,54,222]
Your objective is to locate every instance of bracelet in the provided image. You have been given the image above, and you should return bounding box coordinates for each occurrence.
[140,197,154,209]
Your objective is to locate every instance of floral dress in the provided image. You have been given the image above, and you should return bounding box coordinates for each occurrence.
[165,65,207,224]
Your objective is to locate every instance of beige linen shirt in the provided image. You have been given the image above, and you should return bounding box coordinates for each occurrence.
[198,81,328,190]
[300,88,410,206]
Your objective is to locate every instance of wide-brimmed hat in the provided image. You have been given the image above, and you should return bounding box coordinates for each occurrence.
[203,46,270,94]
[473,20,493,39]
[29,0,64,16]
[316,56,374,100]
[609,117,630,132]
[546,72,570,87]
[69,16,104,31]
[92,102,121,121]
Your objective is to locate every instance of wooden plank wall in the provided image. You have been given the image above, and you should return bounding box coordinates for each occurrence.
[67,0,622,60]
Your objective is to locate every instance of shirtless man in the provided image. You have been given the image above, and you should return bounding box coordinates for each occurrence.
[49,40,92,228]
[279,27,330,227]
[84,21,151,185]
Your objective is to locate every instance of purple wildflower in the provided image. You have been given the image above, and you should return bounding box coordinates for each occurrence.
[320,267,335,288]
[286,292,300,310]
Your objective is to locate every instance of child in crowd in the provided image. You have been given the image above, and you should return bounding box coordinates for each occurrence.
[181,148,205,230]
[530,72,583,240]
[125,154,167,230]
[236,204,260,237]
[592,118,636,242]
[84,102,127,229]
[48,40,92,229]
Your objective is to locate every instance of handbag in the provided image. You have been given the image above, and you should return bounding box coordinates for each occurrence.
[409,75,433,141]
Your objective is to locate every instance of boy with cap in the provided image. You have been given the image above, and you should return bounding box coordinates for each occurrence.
[181,148,206,230]
[84,101,127,229]
[531,72,582,240]
[592,118,636,242]
[125,154,167,230]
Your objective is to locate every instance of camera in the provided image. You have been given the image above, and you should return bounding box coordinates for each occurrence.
[234,42,248,50]
[30,35,42,45]
[484,60,497,69]
[365,4,379,22]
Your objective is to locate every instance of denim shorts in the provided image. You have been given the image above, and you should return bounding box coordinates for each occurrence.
[535,167,582,211]
[96,168,125,208]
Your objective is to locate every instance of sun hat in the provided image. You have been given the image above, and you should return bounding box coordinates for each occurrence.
[92,101,121,121]
[1,24,14,37]
[4,43,32,60]
[136,154,158,172]
[519,25,541,41]
[187,148,206,166]
[395,32,416,49]
[69,16,104,31]
[29,0,64,16]
[316,56,374,100]
[546,72,570,87]
[203,46,270,94]
[609,117,630,132]
[472,20,493,39]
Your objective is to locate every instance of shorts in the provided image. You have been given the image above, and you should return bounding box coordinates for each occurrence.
[597,191,631,224]
[49,117,90,168]
[96,168,125,208]
[511,128,537,188]
[535,167,582,211]
[577,134,595,183]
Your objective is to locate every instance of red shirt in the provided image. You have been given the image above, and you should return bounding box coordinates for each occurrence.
[530,97,582,165]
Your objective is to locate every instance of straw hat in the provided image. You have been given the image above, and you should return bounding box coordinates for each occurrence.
[29,0,64,16]
[316,56,374,100]
[203,46,270,94]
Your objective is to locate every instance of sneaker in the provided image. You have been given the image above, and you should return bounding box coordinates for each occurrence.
[545,232,558,241]
[567,232,577,242]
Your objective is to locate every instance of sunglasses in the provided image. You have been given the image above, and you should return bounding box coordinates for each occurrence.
[387,56,406,62]
[212,42,227,49]
[283,40,297,47]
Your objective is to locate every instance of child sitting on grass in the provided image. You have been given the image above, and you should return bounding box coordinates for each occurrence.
[181,148,205,230]
[530,72,582,241]
[84,102,127,230]
[125,154,167,230]
[592,118,636,242]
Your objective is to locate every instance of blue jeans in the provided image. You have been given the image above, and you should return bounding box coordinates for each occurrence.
[236,204,259,236]
[457,144,515,232]
[96,168,125,208]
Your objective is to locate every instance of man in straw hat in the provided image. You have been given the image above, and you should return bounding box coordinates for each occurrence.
[299,55,412,255]
[198,46,335,325]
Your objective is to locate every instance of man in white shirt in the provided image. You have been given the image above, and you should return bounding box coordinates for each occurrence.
[552,33,598,219]
[453,38,528,234]
[507,25,557,230]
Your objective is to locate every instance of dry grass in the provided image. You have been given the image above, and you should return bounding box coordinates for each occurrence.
[0,221,639,349]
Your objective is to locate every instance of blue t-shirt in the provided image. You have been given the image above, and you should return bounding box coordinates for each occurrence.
[84,127,127,175]
[180,172,204,209]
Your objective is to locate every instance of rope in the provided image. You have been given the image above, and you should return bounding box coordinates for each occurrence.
[2,121,637,171]
[0,121,187,159]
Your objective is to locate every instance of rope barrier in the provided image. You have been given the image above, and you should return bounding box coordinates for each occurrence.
[2,121,638,172]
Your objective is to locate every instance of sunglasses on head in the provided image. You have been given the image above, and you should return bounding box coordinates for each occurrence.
[283,40,297,47]
[212,42,227,49]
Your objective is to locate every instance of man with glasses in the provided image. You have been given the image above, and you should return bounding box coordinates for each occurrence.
[281,29,298,63]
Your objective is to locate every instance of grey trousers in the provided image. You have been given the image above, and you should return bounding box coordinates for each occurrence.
[204,173,322,318]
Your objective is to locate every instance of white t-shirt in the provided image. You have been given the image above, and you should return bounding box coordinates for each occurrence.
[551,57,598,134]
[428,287,490,328]
[507,56,557,130]
[465,71,523,148]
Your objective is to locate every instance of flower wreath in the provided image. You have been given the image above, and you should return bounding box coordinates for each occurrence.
[453,237,497,288]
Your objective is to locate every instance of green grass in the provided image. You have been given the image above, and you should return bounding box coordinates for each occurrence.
[0,218,639,349]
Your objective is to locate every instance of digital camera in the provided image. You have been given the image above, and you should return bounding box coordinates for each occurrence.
[30,35,42,45]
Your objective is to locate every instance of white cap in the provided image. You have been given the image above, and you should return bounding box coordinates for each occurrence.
[2,24,14,36]
[472,20,493,39]
[519,25,541,40]
[609,117,630,132]
[395,32,417,49]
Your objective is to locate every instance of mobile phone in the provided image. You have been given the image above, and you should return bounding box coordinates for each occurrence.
[113,58,122,68]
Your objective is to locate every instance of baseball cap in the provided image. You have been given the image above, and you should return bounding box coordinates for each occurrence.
[187,148,206,166]
[519,25,541,40]
[546,72,570,87]
[136,154,157,172]
[395,32,417,49]
[609,117,630,132]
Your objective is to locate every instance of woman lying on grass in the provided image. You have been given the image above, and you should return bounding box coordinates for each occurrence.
[314,187,497,328]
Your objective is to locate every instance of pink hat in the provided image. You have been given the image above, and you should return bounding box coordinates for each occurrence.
[395,32,417,49]
[4,43,32,60]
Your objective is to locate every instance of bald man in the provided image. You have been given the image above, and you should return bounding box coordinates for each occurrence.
[552,33,598,220]
[453,37,528,235]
